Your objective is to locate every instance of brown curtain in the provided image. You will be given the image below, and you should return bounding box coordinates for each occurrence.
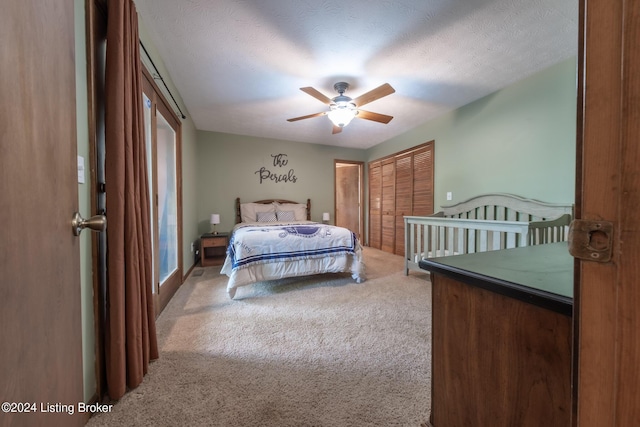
[104,0,158,400]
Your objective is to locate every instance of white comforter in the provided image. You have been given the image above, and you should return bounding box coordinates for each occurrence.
[221,221,365,298]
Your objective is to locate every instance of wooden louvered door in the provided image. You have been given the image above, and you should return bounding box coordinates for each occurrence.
[381,159,396,253]
[368,141,434,255]
[395,154,413,256]
[368,161,382,249]
[412,143,434,216]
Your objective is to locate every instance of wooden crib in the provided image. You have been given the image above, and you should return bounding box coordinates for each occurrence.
[404,193,574,275]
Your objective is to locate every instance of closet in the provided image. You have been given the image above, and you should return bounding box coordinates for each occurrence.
[368,141,434,255]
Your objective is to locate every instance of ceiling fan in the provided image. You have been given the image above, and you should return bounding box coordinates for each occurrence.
[287,82,395,134]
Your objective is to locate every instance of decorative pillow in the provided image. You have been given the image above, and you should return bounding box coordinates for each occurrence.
[240,202,276,223]
[276,210,296,222]
[256,211,277,222]
[273,202,307,221]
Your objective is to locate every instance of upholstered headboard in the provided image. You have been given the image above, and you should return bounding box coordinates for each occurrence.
[235,198,312,224]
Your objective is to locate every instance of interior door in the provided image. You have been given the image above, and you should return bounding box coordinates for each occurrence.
[412,143,434,216]
[381,159,396,253]
[394,153,412,256]
[368,161,382,249]
[0,1,84,426]
[335,161,364,239]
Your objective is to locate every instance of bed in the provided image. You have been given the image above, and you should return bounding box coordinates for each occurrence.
[221,198,366,298]
[404,193,574,275]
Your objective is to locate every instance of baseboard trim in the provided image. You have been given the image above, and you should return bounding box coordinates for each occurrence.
[183,262,196,282]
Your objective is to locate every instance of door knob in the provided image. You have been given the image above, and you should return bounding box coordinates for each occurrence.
[72,212,107,236]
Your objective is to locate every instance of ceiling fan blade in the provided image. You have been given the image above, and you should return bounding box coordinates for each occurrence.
[332,125,343,134]
[353,83,395,107]
[356,109,394,124]
[300,87,332,105]
[286,111,327,122]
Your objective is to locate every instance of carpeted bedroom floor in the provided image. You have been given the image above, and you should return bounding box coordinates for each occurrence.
[87,247,432,427]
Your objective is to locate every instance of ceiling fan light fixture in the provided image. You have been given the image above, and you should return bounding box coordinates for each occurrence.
[287,82,394,134]
[327,101,357,127]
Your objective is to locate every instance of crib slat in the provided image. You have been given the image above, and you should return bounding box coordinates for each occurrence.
[491,231,501,250]
[438,225,445,256]
[410,222,416,259]
[431,225,438,257]
[423,224,429,259]
[468,230,476,253]
[479,230,488,252]
[454,228,461,254]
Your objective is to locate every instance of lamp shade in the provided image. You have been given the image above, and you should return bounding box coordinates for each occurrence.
[210,214,220,225]
[327,101,357,127]
[322,212,330,221]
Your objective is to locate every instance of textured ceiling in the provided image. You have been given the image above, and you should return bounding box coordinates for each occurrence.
[134,0,578,149]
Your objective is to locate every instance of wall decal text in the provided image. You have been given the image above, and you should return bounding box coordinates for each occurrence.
[255,153,298,184]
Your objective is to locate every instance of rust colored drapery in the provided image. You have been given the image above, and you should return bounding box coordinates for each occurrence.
[104,0,158,400]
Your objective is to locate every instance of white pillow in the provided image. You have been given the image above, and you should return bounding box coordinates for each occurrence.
[276,210,296,222]
[240,202,276,223]
[274,202,307,221]
[257,211,277,222]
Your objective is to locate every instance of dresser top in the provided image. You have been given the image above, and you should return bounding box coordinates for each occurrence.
[419,242,573,315]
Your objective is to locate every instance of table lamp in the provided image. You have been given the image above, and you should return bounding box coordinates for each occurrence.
[210,213,220,235]
[322,212,330,224]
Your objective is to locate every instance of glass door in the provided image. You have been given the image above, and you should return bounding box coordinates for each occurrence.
[156,111,178,285]
[143,70,182,315]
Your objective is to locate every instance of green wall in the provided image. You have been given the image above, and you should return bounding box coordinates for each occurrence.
[196,132,366,235]
[366,57,577,210]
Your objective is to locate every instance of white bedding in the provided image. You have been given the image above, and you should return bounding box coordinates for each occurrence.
[221,221,366,298]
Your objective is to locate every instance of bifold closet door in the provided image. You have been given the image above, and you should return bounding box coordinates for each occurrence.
[368,161,382,249]
[367,141,434,255]
[395,154,413,256]
[381,159,396,253]
[412,145,434,216]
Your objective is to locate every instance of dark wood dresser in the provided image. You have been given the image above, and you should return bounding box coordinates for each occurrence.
[419,242,573,427]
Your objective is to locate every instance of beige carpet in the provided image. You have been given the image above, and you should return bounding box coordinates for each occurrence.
[87,247,432,426]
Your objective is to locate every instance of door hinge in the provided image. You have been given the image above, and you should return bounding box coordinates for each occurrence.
[568,219,613,262]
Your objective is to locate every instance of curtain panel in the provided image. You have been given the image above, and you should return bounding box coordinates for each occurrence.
[104,0,158,400]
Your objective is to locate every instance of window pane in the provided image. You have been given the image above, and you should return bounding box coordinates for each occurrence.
[143,93,156,293]
[156,111,178,285]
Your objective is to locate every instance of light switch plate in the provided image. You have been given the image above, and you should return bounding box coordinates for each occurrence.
[77,156,85,184]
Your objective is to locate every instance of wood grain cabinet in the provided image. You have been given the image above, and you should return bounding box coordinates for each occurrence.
[200,233,229,267]
[420,244,572,427]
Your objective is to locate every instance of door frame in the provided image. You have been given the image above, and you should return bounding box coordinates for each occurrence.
[142,67,184,316]
[85,0,108,401]
[573,0,640,424]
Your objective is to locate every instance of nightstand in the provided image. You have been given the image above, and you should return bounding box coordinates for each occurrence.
[200,233,229,267]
